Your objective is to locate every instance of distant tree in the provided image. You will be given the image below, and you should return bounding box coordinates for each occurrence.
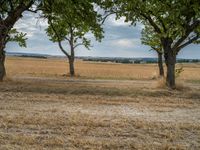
[0,0,43,81]
[141,24,164,77]
[43,0,103,77]
[101,0,200,89]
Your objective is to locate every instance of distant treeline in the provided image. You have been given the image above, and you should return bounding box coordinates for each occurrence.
[82,58,200,64]
[8,54,200,64]
[6,52,48,59]
[20,55,48,59]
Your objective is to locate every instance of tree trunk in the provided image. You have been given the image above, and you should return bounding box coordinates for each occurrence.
[164,47,176,89]
[157,52,164,77]
[0,29,6,81]
[69,57,75,77]
[0,49,6,81]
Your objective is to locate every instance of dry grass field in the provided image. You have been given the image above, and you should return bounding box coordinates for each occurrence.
[5,56,200,81]
[0,57,200,149]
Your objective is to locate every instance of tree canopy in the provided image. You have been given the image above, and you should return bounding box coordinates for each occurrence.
[43,0,103,47]
[101,0,200,51]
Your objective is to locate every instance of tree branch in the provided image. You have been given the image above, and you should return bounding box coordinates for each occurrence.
[4,0,35,28]
[151,46,162,53]
[64,37,70,43]
[73,43,84,49]
[140,13,162,34]
[101,11,116,25]
[148,10,167,33]
[176,35,199,53]
[49,21,70,58]
[173,20,200,50]
[58,41,70,58]
[157,16,167,33]
[27,8,37,13]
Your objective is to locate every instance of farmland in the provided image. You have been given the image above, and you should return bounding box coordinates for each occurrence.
[0,57,200,149]
[5,57,200,81]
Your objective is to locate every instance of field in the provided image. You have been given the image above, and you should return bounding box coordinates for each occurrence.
[5,57,200,81]
[0,57,200,149]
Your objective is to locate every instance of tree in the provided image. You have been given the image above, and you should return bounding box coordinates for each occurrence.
[101,0,200,89]
[141,24,164,77]
[43,0,103,77]
[0,0,41,81]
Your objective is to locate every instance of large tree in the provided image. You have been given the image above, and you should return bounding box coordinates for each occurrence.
[0,0,42,81]
[141,24,164,77]
[43,0,103,77]
[101,0,200,89]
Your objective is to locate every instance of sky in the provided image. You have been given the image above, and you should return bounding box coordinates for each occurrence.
[6,12,200,59]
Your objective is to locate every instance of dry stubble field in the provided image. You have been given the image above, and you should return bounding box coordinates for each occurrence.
[0,57,200,149]
[5,57,200,81]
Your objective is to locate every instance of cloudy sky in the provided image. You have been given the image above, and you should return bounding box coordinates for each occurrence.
[6,12,200,59]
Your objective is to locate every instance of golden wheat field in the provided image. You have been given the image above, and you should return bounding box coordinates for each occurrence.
[0,56,200,149]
